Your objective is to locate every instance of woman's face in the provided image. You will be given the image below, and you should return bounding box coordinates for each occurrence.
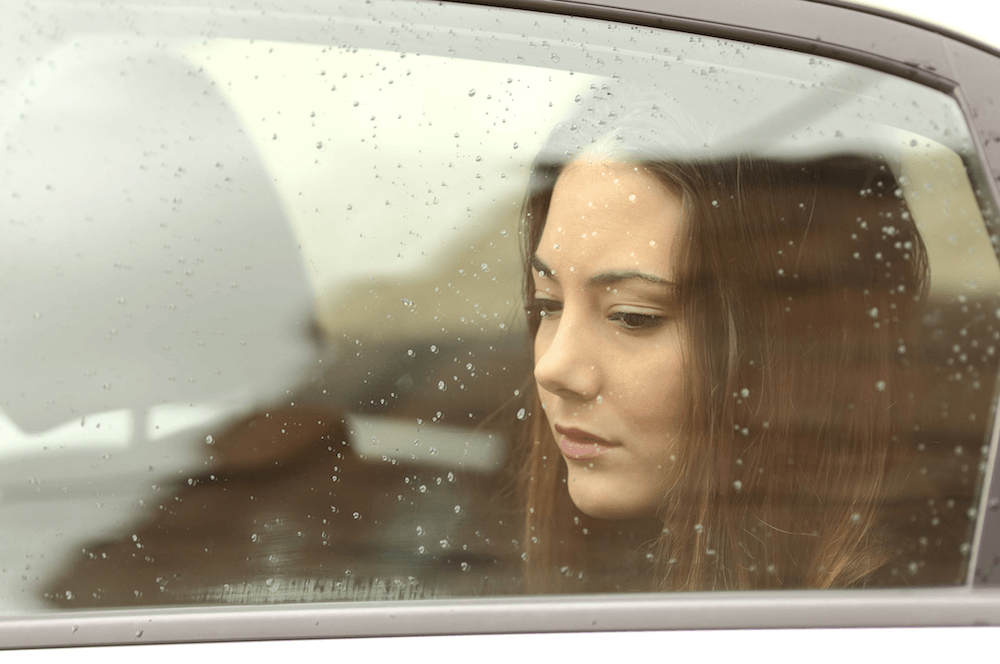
[532,157,687,520]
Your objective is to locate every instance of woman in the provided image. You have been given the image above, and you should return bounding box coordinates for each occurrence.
[516,92,930,593]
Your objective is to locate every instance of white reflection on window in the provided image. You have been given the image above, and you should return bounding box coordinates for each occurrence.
[0,408,133,459]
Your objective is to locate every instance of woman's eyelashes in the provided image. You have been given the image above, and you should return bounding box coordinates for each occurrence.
[531,297,563,319]
[530,296,665,331]
[609,310,666,331]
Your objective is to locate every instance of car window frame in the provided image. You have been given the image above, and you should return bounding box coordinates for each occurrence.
[3,0,1000,650]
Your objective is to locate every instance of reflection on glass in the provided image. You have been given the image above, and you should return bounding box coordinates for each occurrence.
[0,0,997,611]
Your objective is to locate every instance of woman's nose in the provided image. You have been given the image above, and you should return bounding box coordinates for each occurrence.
[533,314,601,401]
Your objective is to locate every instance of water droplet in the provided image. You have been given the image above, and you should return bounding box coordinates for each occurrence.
[438,381,447,391]
[875,380,886,392]
[513,142,519,149]
[416,526,424,535]
[205,435,214,445]
[251,533,259,542]
[353,512,361,520]
[454,505,461,513]
[461,562,470,571]
[733,480,742,491]
[740,388,750,398]
[468,89,476,97]
[516,408,526,420]
[419,484,428,493]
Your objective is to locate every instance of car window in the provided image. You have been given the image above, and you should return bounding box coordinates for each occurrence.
[1,0,999,617]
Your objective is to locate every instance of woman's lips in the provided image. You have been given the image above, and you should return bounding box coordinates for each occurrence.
[554,425,617,460]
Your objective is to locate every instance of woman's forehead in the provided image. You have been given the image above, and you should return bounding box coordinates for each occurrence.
[555,157,660,193]
[539,159,683,278]
[548,160,680,227]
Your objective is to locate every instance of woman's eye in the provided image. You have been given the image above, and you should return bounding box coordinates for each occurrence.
[538,299,563,317]
[528,298,563,319]
[609,311,664,330]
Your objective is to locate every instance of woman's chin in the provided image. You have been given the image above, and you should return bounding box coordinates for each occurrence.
[567,476,658,521]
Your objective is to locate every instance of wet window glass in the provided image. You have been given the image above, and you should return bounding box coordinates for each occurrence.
[1,0,998,609]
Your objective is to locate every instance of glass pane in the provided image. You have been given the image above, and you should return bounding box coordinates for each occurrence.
[1,0,998,609]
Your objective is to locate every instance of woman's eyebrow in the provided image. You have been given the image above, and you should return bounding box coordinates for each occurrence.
[532,256,676,289]
[589,271,678,288]
[531,256,558,283]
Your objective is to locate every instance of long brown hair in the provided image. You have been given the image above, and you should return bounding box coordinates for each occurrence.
[518,154,929,593]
